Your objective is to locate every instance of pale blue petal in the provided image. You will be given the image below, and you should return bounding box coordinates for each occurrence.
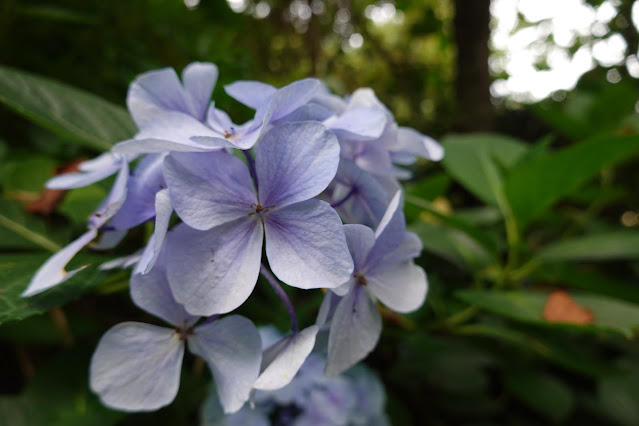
[127,67,192,128]
[325,285,382,376]
[396,126,444,161]
[224,81,276,110]
[201,388,269,426]
[330,159,391,228]
[188,315,262,413]
[182,62,218,122]
[315,291,342,327]
[369,231,422,270]
[46,154,122,189]
[367,262,427,313]
[136,188,173,274]
[273,102,335,124]
[167,218,263,316]
[164,151,257,230]
[265,199,353,289]
[255,78,321,123]
[87,161,130,229]
[254,325,319,391]
[109,154,166,230]
[89,322,184,411]
[92,229,127,250]
[130,252,199,327]
[21,228,97,297]
[129,112,230,151]
[206,103,237,135]
[340,140,393,176]
[324,106,387,141]
[256,122,339,208]
[343,224,376,272]
[365,191,406,267]
[99,249,143,271]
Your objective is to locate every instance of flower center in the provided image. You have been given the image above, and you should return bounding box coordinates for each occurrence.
[355,274,367,285]
[174,326,194,341]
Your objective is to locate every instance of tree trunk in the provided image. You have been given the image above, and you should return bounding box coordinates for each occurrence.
[453,0,494,132]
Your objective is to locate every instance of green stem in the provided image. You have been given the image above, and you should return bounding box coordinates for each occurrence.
[0,214,62,253]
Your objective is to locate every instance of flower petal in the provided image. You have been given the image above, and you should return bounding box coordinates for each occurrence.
[127,67,192,128]
[130,245,198,327]
[164,151,257,230]
[135,188,173,274]
[396,126,444,161]
[182,62,218,122]
[324,106,387,141]
[256,122,339,208]
[326,285,382,376]
[255,78,321,124]
[167,218,263,316]
[113,112,232,155]
[46,153,123,189]
[109,154,166,230]
[343,224,376,272]
[254,325,319,391]
[367,262,427,313]
[316,291,342,327]
[224,80,276,110]
[331,159,391,228]
[90,322,184,411]
[188,315,262,413]
[365,191,406,267]
[21,228,97,297]
[265,199,353,289]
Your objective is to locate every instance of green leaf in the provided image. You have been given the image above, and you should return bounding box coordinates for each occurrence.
[456,290,639,337]
[441,133,528,206]
[533,263,639,305]
[504,370,574,422]
[535,231,639,262]
[455,323,619,377]
[0,198,65,252]
[597,359,639,426]
[504,135,639,228]
[410,221,495,271]
[0,66,136,151]
[0,253,110,325]
[3,155,58,197]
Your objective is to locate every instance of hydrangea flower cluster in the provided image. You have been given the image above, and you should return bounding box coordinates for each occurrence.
[202,328,389,426]
[22,62,442,414]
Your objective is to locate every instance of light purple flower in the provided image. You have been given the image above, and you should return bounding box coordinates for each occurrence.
[324,192,428,376]
[22,162,130,296]
[113,78,322,155]
[89,257,262,413]
[162,121,353,316]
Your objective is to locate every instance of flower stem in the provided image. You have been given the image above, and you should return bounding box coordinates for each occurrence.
[243,150,259,193]
[260,264,299,333]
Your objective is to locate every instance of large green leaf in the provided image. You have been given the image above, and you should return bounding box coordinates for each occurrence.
[533,263,639,305]
[0,253,110,325]
[535,231,639,262]
[456,290,639,337]
[504,135,639,228]
[0,66,136,151]
[441,133,528,206]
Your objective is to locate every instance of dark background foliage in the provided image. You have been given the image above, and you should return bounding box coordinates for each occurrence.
[1,0,639,425]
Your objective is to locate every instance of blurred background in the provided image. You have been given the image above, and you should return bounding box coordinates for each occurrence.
[1,0,639,425]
